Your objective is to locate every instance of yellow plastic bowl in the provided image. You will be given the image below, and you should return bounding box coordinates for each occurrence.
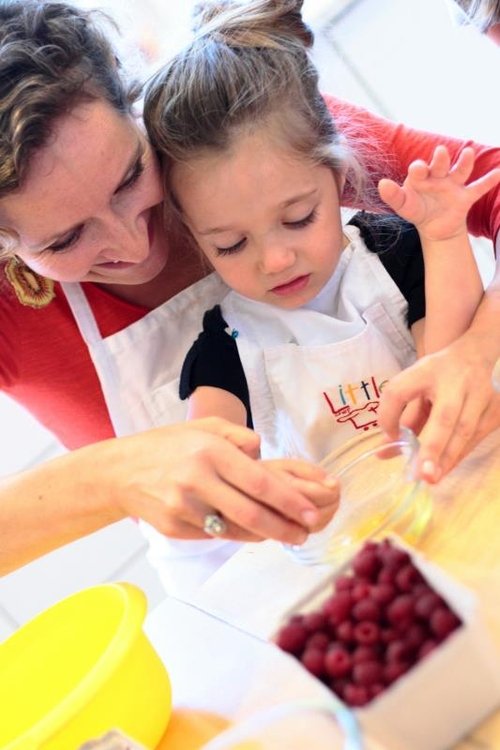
[0,583,172,750]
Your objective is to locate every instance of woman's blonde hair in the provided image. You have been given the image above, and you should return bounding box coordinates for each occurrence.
[144,0,384,221]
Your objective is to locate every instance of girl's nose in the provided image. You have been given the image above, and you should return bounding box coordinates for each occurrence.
[259,244,296,274]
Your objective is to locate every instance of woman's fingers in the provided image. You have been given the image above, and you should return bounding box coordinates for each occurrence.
[193,415,262,458]
[378,342,500,483]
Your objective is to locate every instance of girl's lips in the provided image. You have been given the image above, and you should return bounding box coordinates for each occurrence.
[271,274,310,296]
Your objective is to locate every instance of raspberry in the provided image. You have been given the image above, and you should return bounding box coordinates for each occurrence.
[301,648,325,677]
[343,683,370,707]
[405,622,427,651]
[380,627,399,645]
[386,594,414,626]
[352,645,380,664]
[354,621,380,645]
[377,567,396,585]
[352,549,381,580]
[276,622,308,654]
[352,660,384,687]
[378,543,410,569]
[370,683,385,700]
[386,640,411,664]
[384,661,410,685]
[352,598,381,623]
[306,631,330,651]
[335,575,354,592]
[351,581,371,602]
[395,563,422,592]
[430,607,461,640]
[370,582,396,605]
[330,677,349,699]
[324,646,352,678]
[303,611,327,632]
[336,620,355,644]
[414,592,443,620]
[419,639,438,659]
[322,591,353,624]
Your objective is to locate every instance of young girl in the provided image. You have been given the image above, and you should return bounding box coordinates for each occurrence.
[144,0,499,465]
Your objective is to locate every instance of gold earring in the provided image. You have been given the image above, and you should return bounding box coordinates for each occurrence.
[4,256,55,309]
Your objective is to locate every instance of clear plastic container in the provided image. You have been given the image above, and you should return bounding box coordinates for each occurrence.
[286,428,432,565]
[199,698,363,750]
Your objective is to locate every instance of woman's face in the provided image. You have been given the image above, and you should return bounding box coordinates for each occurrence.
[0,99,166,285]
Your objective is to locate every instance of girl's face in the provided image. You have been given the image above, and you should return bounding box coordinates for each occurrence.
[0,99,166,285]
[171,128,345,309]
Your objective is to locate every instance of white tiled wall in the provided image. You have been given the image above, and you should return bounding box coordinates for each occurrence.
[0,0,497,639]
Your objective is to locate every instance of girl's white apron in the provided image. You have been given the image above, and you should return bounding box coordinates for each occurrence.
[221,225,416,461]
[61,224,417,594]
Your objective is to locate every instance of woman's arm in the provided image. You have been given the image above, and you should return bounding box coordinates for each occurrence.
[0,418,338,575]
[325,94,500,245]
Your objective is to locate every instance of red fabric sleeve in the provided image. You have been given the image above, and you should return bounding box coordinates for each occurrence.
[324,94,500,244]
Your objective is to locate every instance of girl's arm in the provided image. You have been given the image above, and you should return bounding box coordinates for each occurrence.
[379,146,500,354]
[187,385,247,426]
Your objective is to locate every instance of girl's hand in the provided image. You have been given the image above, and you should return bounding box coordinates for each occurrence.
[261,458,340,532]
[378,146,500,242]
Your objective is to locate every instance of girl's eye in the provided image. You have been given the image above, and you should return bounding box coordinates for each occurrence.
[48,228,82,253]
[285,209,317,228]
[216,238,246,256]
[118,158,145,192]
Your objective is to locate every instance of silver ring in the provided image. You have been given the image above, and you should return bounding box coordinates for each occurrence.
[203,511,227,537]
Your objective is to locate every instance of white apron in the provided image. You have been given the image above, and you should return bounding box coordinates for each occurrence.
[220,225,417,462]
[61,273,242,595]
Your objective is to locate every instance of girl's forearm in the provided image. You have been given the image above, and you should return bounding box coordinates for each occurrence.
[422,234,484,354]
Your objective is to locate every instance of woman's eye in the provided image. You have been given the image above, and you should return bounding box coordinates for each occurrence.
[216,238,246,256]
[118,158,145,192]
[285,209,317,228]
[48,228,82,253]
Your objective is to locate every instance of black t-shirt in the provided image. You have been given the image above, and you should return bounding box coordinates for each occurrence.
[179,212,425,427]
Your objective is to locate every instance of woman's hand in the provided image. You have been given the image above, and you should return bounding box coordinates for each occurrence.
[0,417,339,574]
[378,330,500,481]
[102,417,334,545]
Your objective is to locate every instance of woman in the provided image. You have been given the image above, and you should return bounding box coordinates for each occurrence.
[0,0,499,586]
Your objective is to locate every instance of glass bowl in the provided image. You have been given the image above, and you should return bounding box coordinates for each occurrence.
[286,428,432,565]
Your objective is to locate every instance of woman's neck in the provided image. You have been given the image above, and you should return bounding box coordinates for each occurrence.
[98,236,209,310]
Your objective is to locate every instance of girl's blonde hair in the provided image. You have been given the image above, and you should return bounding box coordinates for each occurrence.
[144,0,385,221]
